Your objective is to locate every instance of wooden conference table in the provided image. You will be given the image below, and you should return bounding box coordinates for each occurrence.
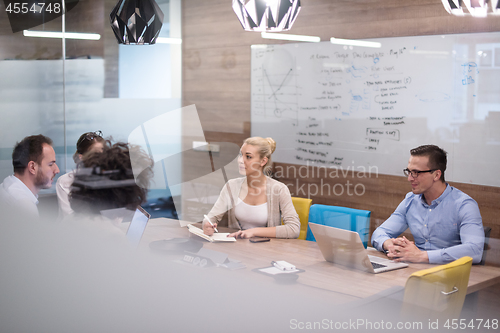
[141,218,500,300]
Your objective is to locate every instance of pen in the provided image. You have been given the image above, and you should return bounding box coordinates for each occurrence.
[204,215,218,233]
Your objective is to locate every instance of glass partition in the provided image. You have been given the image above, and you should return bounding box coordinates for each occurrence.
[0,0,182,218]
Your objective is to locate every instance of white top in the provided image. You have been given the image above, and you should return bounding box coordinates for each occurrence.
[0,175,39,217]
[56,171,75,219]
[234,198,268,230]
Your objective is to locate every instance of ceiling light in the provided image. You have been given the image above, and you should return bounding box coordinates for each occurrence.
[233,0,301,32]
[23,30,101,40]
[492,0,500,14]
[261,32,320,42]
[330,37,381,48]
[464,0,488,17]
[441,0,465,15]
[110,0,164,44]
[442,0,500,16]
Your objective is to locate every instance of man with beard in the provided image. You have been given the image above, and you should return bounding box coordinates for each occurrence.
[0,135,60,217]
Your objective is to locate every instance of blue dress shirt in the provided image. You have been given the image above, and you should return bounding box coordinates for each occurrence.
[371,184,484,264]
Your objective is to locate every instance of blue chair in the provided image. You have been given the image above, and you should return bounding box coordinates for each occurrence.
[306,204,371,248]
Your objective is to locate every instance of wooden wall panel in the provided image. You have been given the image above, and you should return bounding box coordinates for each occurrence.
[181,0,500,265]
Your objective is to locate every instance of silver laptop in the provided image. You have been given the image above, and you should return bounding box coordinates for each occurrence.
[309,222,408,274]
[126,206,151,247]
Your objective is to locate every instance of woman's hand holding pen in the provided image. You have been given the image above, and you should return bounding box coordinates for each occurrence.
[202,216,217,236]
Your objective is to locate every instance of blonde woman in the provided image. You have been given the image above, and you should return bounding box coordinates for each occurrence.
[203,137,300,239]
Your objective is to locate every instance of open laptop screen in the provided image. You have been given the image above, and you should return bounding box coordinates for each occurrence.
[126,206,151,246]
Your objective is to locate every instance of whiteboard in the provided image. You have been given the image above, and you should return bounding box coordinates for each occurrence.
[251,32,500,187]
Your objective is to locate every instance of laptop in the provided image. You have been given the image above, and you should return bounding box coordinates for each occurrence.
[309,222,408,274]
[126,206,151,247]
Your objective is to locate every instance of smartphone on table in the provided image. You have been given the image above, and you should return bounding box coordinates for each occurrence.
[249,237,270,243]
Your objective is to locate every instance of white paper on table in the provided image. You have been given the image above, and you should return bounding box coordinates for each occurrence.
[259,266,300,275]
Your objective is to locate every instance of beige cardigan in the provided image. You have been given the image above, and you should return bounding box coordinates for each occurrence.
[206,177,300,239]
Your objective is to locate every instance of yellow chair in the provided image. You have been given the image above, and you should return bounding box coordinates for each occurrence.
[291,197,312,240]
[402,256,473,320]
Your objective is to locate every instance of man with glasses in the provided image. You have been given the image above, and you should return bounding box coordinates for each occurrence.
[371,145,484,264]
[0,135,60,217]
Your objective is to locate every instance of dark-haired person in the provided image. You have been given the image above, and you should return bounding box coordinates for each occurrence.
[0,134,60,217]
[56,131,106,219]
[371,145,484,264]
[69,142,152,217]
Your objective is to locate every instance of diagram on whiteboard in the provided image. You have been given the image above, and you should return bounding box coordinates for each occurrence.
[251,33,500,186]
[252,48,299,125]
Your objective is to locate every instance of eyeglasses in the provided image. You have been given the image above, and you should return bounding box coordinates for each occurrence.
[84,130,102,141]
[403,168,436,178]
[76,130,103,152]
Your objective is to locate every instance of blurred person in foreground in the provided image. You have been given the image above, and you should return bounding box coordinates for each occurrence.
[202,137,299,239]
[0,134,59,218]
[68,142,153,230]
[56,131,107,219]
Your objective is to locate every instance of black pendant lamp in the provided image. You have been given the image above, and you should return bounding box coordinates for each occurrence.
[232,0,301,32]
[110,0,164,45]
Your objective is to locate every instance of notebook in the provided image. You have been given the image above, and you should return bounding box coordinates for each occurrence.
[126,206,151,247]
[187,224,236,242]
[309,222,408,274]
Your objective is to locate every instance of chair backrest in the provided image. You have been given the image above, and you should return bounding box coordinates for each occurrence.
[291,197,312,240]
[402,256,473,320]
[306,204,371,248]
